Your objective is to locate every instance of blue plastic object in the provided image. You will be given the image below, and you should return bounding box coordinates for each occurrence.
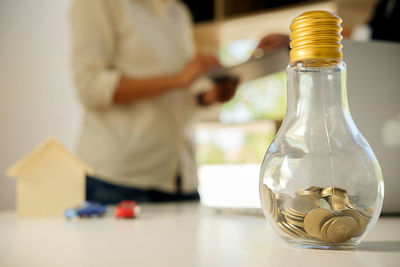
[64,202,106,219]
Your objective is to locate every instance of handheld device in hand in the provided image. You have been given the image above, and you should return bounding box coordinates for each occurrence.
[205,46,289,83]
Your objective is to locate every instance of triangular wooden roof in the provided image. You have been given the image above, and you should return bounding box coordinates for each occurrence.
[7,137,93,177]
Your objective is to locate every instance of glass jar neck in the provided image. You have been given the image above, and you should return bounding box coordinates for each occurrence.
[286,59,349,119]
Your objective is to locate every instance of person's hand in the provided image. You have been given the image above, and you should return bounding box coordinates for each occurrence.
[177,54,220,88]
[252,34,290,58]
[198,75,239,105]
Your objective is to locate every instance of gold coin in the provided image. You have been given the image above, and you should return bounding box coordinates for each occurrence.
[321,187,348,197]
[358,207,373,218]
[320,217,336,242]
[282,209,304,222]
[282,201,303,217]
[282,211,304,222]
[345,202,373,219]
[339,209,370,236]
[296,189,319,198]
[345,201,360,212]
[331,205,347,212]
[307,186,323,195]
[284,221,309,238]
[270,190,276,216]
[281,221,302,237]
[282,206,305,219]
[286,216,305,228]
[278,222,299,238]
[261,185,273,214]
[330,203,348,212]
[326,216,358,243]
[364,207,374,217]
[283,205,306,218]
[271,191,279,221]
[328,195,349,211]
[276,207,285,223]
[328,195,348,204]
[304,208,336,238]
[288,194,320,216]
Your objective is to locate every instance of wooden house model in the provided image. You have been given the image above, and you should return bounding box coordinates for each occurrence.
[7,138,92,217]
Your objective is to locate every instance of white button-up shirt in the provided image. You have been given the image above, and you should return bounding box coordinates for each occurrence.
[70,0,199,193]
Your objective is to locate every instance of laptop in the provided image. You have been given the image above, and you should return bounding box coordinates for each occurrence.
[199,39,400,215]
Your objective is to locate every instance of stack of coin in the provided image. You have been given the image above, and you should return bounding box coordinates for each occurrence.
[261,185,373,244]
[321,187,350,211]
[261,185,280,221]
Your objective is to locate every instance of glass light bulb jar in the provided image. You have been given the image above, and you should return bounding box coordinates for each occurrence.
[259,11,384,249]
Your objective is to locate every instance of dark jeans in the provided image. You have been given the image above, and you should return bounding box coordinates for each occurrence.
[86,175,200,205]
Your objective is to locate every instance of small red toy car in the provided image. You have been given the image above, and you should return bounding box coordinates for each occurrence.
[115,201,140,219]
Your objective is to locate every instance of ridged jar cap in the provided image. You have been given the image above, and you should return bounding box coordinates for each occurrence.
[289,10,343,62]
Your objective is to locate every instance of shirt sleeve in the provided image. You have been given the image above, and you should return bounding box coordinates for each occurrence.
[69,0,121,109]
[177,1,196,59]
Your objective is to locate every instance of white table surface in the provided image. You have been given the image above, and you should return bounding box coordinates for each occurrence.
[1,203,399,267]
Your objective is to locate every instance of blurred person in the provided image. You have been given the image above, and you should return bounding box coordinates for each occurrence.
[70,0,285,204]
[254,34,290,56]
[70,0,238,204]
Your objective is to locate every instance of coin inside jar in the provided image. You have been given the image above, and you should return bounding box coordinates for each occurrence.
[329,195,349,211]
[284,221,309,238]
[364,207,374,217]
[326,216,358,243]
[304,208,336,238]
[287,194,319,216]
[271,192,279,221]
[339,209,370,236]
[321,187,348,197]
[296,189,320,198]
[262,185,273,214]
[307,186,323,195]
[282,207,305,220]
[266,185,375,245]
[358,207,374,218]
[320,217,336,242]
[286,216,305,228]
[278,222,299,237]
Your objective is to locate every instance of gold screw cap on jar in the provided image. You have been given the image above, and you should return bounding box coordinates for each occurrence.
[289,10,343,62]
